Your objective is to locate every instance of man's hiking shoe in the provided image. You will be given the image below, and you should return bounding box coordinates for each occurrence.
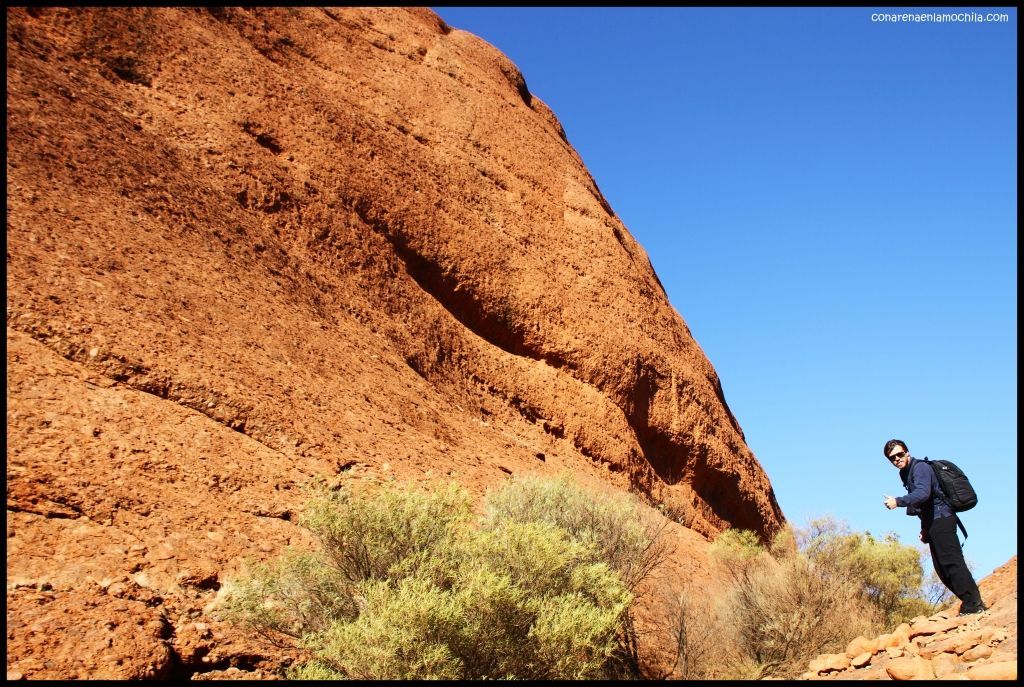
[958,604,989,616]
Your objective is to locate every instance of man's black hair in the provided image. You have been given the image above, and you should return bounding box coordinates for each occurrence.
[884,439,908,457]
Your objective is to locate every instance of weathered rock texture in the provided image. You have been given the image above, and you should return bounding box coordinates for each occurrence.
[803,556,1017,681]
[7,7,783,678]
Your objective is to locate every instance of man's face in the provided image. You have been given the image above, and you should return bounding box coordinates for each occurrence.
[887,446,910,469]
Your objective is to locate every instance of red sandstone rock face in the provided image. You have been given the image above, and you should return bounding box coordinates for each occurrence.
[7,7,783,678]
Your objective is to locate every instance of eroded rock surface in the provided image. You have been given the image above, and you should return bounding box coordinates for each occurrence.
[7,7,783,678]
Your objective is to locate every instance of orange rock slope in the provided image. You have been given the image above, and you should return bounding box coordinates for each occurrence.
[8,7,783,678]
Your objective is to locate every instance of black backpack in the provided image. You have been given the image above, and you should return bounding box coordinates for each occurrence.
[923,457,978,512]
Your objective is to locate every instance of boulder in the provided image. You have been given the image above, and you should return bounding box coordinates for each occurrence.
[966,661,1017,680]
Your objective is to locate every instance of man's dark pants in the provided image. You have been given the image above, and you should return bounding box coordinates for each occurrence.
[925,515,984,612]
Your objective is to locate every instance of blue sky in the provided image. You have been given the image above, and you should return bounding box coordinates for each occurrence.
[431,7,1017,582]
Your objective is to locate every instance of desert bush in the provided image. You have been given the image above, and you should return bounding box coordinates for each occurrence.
[657,585,734,680]
[218,476,648,680]
[217,549,357,641]
[219,481,471,643]
[709,524,881,678]
[481,472,668,592]
[482,472,671,677]
[300,480,472,584]
[708,527,764,579]
[702,518,947,678]
[797,517,939,625]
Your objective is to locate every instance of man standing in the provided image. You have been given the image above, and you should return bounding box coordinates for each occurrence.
[882,439,986,615]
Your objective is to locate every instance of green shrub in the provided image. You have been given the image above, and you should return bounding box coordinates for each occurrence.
[482,472,667,592]
[482,473,670,677]
[797,517,940,625]
[218,476,646,680]
[708,527,763,579]
[300,480,473,584]
[217,549,357,640]
[309,576,465,680]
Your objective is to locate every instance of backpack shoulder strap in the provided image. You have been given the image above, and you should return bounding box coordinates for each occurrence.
[955,514,968,546]
[903,457,921,489]
[922,456,953,507]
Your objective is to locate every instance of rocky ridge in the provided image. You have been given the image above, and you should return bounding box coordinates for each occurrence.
[803,556,1017,681]
[7,6,777,678]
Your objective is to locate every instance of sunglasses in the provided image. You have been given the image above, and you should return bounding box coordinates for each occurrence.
[887,450,907,463]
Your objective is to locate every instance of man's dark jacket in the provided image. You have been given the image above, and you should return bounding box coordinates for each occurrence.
[896,457,953,522]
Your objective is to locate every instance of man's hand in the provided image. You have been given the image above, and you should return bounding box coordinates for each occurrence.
[883,495,898,510]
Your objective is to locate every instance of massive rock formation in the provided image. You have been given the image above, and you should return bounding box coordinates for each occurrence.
[7,7,784,678]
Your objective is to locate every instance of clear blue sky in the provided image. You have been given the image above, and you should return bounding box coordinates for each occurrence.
[432,7,1017,582]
